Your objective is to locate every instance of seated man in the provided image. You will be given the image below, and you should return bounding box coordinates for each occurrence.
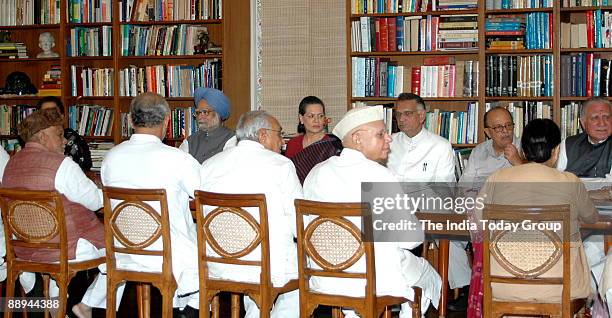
[459,107,522,184]
[2,109,104,312]
[179,87,236,163]
[304,105,441,318]
[76,93,202,317]
[557,97,611,178]
[200,110,302,318]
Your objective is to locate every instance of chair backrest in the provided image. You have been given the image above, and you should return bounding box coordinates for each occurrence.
[294,199,375,301]
[193,191,271,285]
[0,188,68,265]
[482,204,571,311]
[102,186,173,276]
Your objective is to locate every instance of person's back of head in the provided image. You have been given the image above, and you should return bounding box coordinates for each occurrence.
[521,118,561,165]
[130,92,170,139]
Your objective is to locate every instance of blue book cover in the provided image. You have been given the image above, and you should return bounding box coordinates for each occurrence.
[396,16,404,51]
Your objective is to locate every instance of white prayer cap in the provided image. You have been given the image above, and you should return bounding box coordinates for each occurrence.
[332,105,384,141]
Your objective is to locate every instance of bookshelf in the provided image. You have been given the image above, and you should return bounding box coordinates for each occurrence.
[0,0,250,151]
[346,0,606,147]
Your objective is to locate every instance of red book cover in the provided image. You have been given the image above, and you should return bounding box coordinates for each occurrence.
[411,67,421,95]
[586,53,594,97]
[485,31,525,36]
[380,18,389,52]
[388,17,397,52]
[375,18,381,52]
[431,16,439,51]
[587,11,594,49]
[549,13,553,49]
[423,56,455,66]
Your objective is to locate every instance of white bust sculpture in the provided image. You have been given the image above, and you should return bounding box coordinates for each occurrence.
[36,32,59,58]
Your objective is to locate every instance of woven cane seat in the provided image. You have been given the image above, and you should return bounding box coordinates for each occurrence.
[490,225,562,278]
[205,207,260,257]
[305,217,364,271]
[8,201,58,242]
[111,202,161,249]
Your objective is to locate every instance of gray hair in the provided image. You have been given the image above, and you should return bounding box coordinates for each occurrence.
[235,110,273,142]
[581,97,612,119]
[130,92,170,128]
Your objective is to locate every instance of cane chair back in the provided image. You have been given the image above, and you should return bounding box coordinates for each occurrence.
[0,188,104,318]
[194,191,298,318]
[103,187,176,318]
[294,199,421,318]
[482,204,586,318]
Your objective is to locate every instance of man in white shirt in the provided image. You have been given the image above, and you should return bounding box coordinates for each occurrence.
[304,105,441,318]
[386,93,468,309]
[76,93,202,317]
[459,107,523,184]
[387,93,455,183]
[200,110,301,318]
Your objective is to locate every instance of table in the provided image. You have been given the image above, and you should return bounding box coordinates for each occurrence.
[415,211,612,318]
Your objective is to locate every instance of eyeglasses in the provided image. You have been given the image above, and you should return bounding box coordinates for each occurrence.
[303,113,326,121]
[193,109,215,117]
[394,110,419,118]
[487,123,515,133]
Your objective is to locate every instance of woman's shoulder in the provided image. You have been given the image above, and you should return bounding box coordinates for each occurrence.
[284,134,305,158]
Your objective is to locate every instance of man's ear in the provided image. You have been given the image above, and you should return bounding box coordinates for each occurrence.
[257,128,266,143]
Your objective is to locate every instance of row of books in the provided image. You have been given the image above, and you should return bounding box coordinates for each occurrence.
[485,0,552,9]
[68,0,112,23]
[352,57,404,98]
[70,66,114,97]
[560,54,612,97]
[167,107,198,139]
[120,113,134,138]
[118,61,222,97]
[0,104,35,136]
[121,24,209,56]
[485,55,554,97]
[352,14,478,52]
[560,102,583,140]
[69,26,113,57]
[67,105,114,137]
[89,142,113,171]
[560,11,612,49]
[485,13,552,50]
[453,147,472,181]
[121,0,222,22]
[563,0,610,6]
[351,0,477,14]
[0,0,60,26]
[0,43,28,59]
[424,102,480,144]
[411,59,479,97]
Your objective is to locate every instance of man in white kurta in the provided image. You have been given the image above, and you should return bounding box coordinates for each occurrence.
[386,93,468,305]
[79,93,202,315]
[200,110,301,318]
[304,105,441,318]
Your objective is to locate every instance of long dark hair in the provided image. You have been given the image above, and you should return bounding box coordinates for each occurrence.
[521,118,561,163]
[297,96,325,134]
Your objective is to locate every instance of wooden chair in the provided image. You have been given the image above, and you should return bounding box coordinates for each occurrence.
[294,199,422,318]
[193,191,298,318]
[482,204,586,318]
[0,188,105,318]
[103,187,176,318]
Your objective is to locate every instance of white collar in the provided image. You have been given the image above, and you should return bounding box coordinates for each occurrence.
[402,127,427,143]
[129,133,162,143]
[237,139,265,149]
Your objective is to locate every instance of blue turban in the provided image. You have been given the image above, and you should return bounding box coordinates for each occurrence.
[193,87,231,121]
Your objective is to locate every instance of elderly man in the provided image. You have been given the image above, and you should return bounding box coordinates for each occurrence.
[304,105,441,318]
[387,93,455,183]
[459,107,523,183]
[200,110,302,318]
[557,97,612,177]
[1,109,105,315]
[75,93,201,317]
[179,87,235,163]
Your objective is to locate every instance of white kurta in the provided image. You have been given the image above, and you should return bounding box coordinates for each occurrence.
[200,140,302,287]
[84,134,202,309]
[387,128,456,183]
[303,148,440,316]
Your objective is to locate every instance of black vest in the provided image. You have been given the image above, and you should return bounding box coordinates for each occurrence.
[187,126,235,163]
[565,132,612,178]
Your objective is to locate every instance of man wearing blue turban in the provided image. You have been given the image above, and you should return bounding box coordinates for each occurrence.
[179,87,236,163]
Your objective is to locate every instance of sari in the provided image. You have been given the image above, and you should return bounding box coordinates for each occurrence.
[290,134,343,184]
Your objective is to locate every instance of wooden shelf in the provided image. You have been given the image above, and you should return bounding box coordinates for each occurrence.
[561,48,612,53]
[119,96,194,101]
[350,9,477,18]
[0,96,42,100]
[352,97,479,102]
[452,143,477,148]
[560,96,612,101]
[0,58,61,63]
[66,56,113,60]
[120,19,222,25]
[485,7,553,14]
[352,50,478,56]
[67,96,114,100]
[485,96,553,101]
[0,135,18,139]
[120,54,222,59]
[82,136,114,141]
[0,24,60,30]
[67,22,113,28]
[560,6,612,12]
[485,49,553,54]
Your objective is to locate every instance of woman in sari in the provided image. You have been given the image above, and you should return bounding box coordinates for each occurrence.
[285,96,342,184]
[467,118,599,317]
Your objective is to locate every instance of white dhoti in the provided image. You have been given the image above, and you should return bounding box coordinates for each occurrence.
[448,240,472,289]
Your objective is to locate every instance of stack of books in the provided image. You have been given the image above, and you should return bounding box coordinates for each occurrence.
[438,14,478,51]
[0,43,28,59]
[39,65,61,96]
[89,142,114,171]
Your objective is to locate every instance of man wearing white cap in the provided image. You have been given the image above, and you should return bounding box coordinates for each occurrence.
[303,105,441,318]
[179,87,236,163]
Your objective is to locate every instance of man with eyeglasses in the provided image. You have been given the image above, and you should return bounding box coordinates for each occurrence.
[179,87,236,163]
[459,107,523,184]
[200,110,302,318]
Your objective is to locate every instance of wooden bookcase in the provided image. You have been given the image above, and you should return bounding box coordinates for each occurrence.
[0,0,250,147]
[346,0,612,146]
